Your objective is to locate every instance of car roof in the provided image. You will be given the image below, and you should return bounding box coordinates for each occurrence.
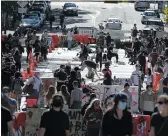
[64,3,76,5]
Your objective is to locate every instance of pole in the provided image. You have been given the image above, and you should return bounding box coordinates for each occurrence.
[21,13,24,37]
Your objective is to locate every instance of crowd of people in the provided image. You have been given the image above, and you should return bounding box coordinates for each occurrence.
[1,22,168,136]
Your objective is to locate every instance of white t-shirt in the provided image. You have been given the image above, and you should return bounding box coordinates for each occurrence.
[163,64,168,78]
[67,31,73,41]
[131,70,141,86]
[26,76,42,92]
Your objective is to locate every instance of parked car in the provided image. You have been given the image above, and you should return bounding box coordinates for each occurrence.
[145,18,164,31]
[134,1,150,11]
[141,10,157,24]
[105,18,122,30]
[63,3,78,16]
[146,9,160,18]
[32,3,47,12]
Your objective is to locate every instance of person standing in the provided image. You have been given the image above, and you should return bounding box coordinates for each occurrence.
[121,83,132,110]
[1,106,13,136]
[39,94,70,136]
[49,14,55,30]
[84,99,103,136]
[67,29,73,50]
[102,93,133,136]
[140,85,156,116]
[131,64,142,87]
[150,95,168,136]
[25,71,43,97]
[54,65,68,92]
[95,46,103,71]
[60,13,65,29]
[70,81,83,109]
[105,33,112,48]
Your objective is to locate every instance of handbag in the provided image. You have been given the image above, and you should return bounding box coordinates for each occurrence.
[157,117,168,136]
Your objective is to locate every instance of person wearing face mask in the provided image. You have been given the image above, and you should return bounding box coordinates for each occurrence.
[84,99,103,136]
[131,64,142,86]
[140,85,156,116]
[26,71,43,97]
[54,65,68,92]
[150,95,168,136]
[39,94,70,136]
[1,87,17,115]
[102,93,133,136]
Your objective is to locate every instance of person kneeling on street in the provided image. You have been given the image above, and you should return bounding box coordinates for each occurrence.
[81,60,100,81]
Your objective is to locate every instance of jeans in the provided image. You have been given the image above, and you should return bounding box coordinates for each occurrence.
[68,40,72,49]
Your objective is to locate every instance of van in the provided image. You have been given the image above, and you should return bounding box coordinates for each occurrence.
[134,1,150,11]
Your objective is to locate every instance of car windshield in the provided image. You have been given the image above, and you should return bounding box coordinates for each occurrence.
[23,19,35,24]
[108,19,120,23]
[64,3,76,8]
[147,21,163,26]
[144,12,155,16]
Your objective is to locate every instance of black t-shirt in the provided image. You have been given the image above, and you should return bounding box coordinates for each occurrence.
[151,113,168,136]
[84,60,97,69]
[40,109,70,136]
[102,109,133,136]
[55,71,67,81]
[1,106,12,135]
[107,46,113,55]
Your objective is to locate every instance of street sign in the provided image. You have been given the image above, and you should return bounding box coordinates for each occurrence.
[18,8,27,14]
[17,1,28,8]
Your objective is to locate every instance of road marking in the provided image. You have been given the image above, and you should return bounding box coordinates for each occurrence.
[89,10,101,27]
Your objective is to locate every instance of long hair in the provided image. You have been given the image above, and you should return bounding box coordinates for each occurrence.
[60,85,68,96]
[107,99,128,118]
[86,98,101,111]
[46,85,56,101]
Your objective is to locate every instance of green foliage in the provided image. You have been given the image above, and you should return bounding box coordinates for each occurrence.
[1,1,18,15]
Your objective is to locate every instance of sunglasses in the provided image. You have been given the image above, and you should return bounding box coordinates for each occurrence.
[95,102,100,105]
[157,101,168,105]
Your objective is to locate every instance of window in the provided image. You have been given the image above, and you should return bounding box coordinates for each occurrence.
[64,3,76,8]
[108,19,120,23]
[144,12,156,16]
[147,21,163,26]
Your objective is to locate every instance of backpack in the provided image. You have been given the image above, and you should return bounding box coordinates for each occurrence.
[14,78,23,93]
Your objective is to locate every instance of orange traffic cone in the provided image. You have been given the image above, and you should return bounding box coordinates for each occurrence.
[29,71,34,77]
[30,63,35,71]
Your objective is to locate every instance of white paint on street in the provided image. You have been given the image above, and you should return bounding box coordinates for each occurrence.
[89,10,101,27]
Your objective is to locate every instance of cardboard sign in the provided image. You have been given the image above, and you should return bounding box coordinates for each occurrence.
[25,108,47,136]
[24,109,86,136]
